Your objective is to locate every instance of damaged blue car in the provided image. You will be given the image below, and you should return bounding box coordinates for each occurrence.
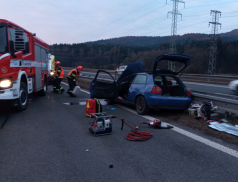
[90,54,192,115]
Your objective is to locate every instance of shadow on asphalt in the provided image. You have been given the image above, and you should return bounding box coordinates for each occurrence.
[0,93,44,128]
[0,101,12,129]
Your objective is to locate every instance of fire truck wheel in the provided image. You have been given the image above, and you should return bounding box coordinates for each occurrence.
[40,77,47,96]
[17,82,29,111]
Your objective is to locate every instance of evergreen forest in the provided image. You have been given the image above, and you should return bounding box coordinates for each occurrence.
[50,31,238,74]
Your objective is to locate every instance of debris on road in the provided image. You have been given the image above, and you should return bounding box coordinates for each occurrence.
[72,86,81,96]
[208,122,238,137]
[189,101,219,121]
[189,101,238,137]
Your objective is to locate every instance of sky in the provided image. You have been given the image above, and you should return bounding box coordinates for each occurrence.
[2,0,238,45]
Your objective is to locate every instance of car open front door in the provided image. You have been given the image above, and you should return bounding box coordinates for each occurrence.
[90,70,116,99]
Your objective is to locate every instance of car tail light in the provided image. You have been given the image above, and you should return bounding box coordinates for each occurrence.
[151,85,162,94]
[187,88,192,96]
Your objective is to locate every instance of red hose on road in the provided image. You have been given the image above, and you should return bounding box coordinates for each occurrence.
[115,116,152,141]
[126,129,152,141]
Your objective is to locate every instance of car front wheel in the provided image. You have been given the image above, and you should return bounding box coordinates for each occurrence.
[136,96,149,115]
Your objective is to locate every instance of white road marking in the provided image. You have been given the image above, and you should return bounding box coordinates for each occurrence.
[61,82,238,158]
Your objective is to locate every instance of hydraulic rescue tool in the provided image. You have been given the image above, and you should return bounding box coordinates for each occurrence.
[88,112,173,141]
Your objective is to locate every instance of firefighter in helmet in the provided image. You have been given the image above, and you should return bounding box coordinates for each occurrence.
[67,66,83,97]
[53,61,65,94]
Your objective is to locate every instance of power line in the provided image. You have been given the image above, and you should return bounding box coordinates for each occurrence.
[61,1,237,44]
[112,18,168,38]
[64,0,158,43]
[186,1,238,9]
[79,4,166,43]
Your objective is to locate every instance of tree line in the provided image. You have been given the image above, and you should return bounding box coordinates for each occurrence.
[50,38,238,74]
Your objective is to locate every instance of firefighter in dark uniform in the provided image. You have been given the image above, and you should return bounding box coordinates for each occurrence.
[53,61,65,94]
[67,66,83,97]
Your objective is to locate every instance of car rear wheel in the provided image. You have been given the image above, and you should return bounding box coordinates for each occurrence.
[136,96,149,115]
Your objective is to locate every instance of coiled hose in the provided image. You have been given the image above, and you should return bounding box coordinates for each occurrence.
[115,116,152,141]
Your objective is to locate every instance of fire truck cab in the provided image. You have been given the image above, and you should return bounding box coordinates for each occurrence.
[0,19,50,111]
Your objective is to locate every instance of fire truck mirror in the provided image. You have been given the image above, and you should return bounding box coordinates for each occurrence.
[14,29,25,51]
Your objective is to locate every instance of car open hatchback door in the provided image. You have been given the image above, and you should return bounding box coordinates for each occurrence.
[153,54,191,74]
[90,70,116,99]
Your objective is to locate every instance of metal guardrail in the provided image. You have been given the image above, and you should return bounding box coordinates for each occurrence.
[191,90,238,115]
[64,67,238,84]
[180,74,238,85]
[183,74,238,79]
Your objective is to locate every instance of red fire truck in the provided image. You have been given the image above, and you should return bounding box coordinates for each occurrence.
[0,19,50,111]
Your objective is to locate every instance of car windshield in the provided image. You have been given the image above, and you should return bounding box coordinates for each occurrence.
[156,59,185,73]
[0,26,8,54]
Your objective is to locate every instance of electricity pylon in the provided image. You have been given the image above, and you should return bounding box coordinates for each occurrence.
[167,0,185,71]
[208,10,221,75]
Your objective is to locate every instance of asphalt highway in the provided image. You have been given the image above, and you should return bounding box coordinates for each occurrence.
[0,83,238,181]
